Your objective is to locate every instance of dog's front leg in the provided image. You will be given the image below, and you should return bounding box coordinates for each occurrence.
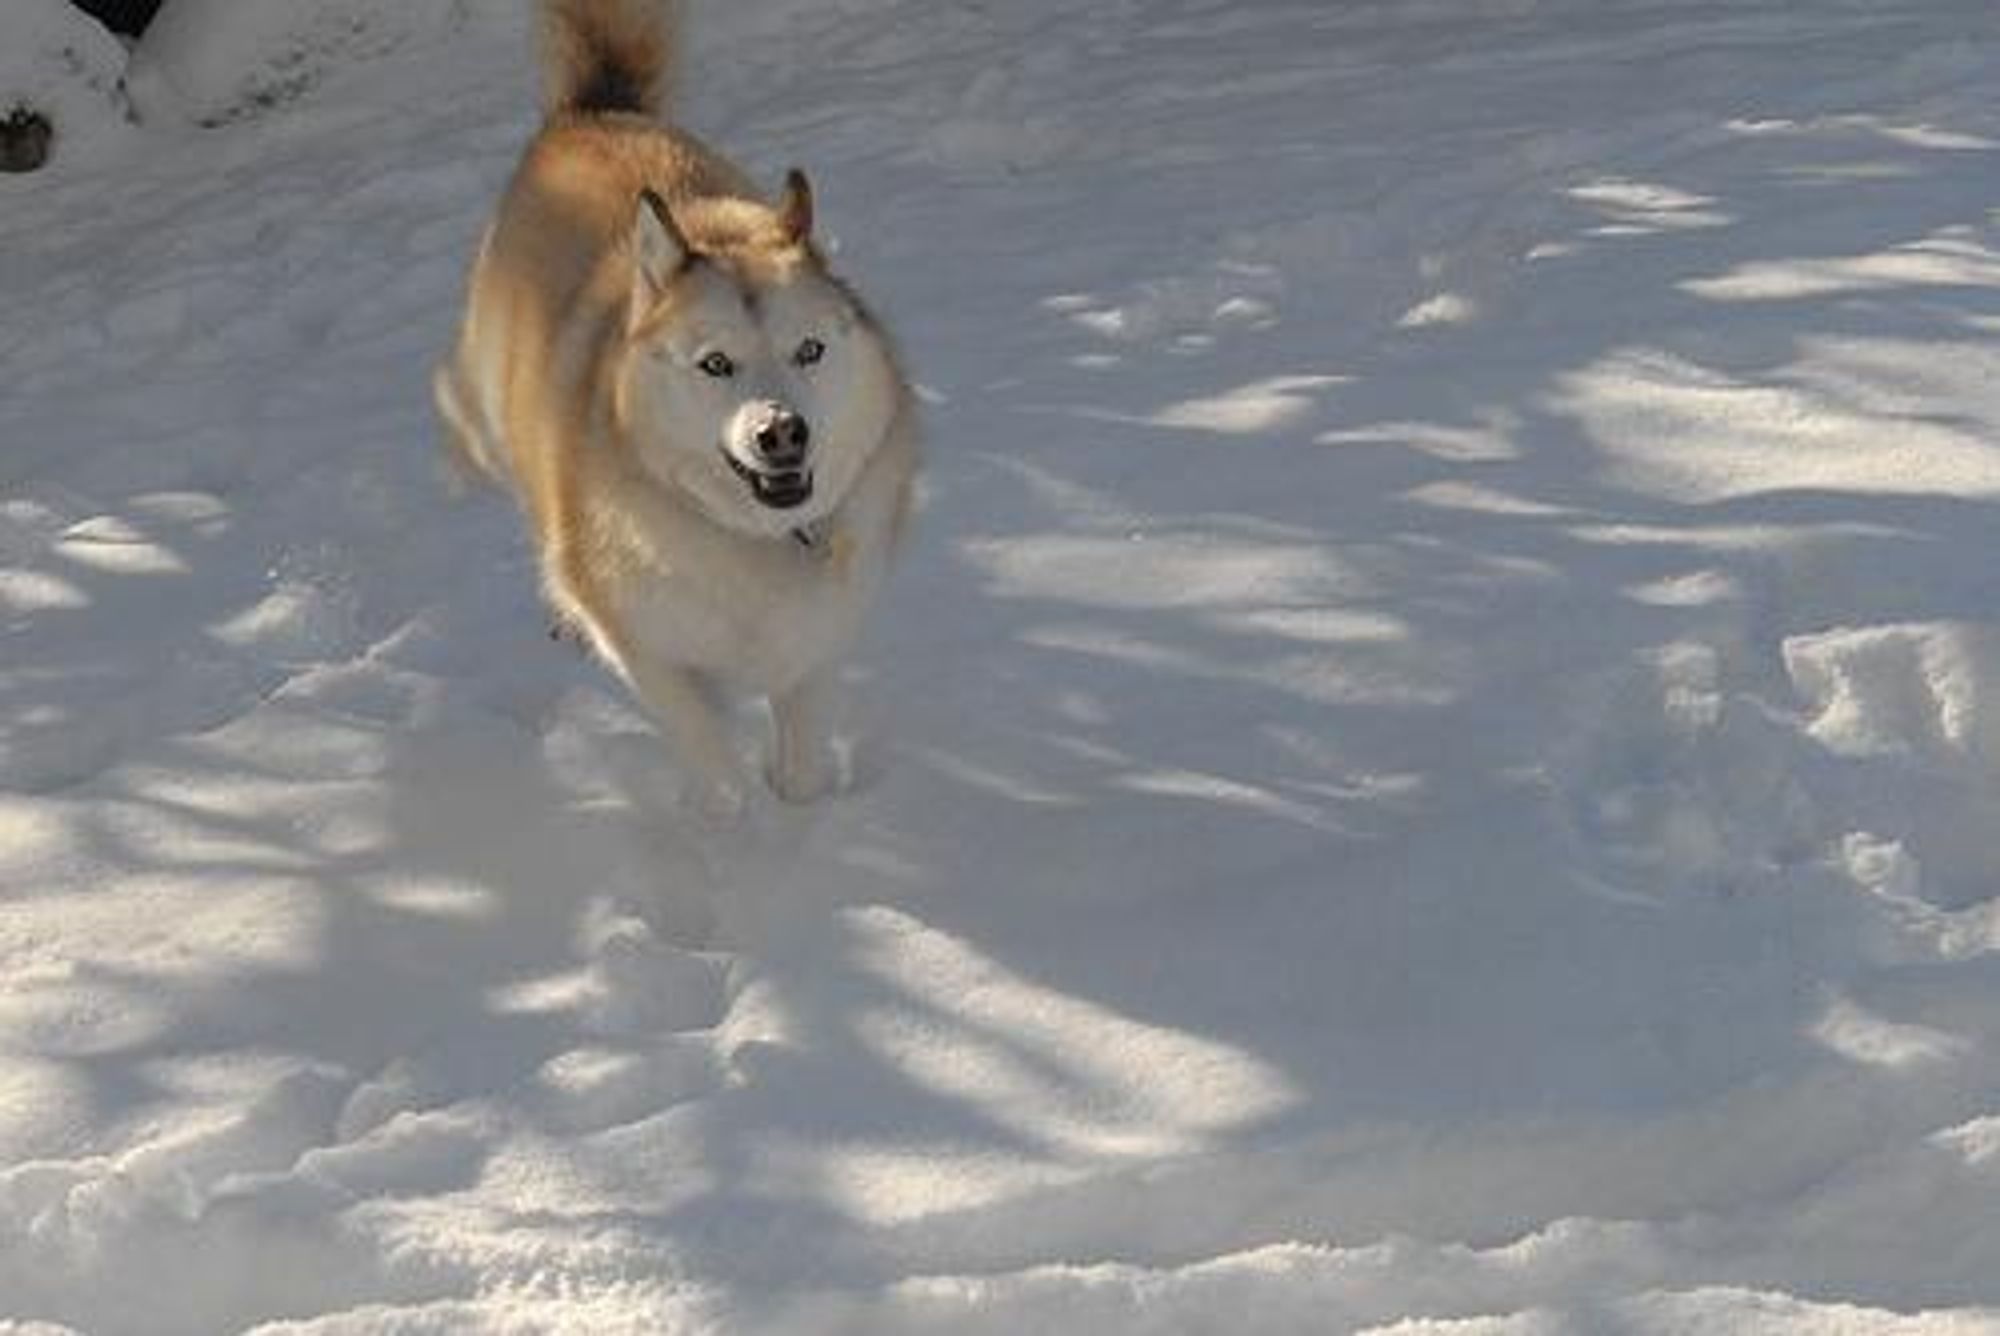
[768,668,837,804]
[617,655,748,822]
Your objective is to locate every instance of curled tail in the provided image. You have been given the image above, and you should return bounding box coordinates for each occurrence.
[541,0,676,119]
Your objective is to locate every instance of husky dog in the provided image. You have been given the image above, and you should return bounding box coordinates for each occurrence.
[435,0,918,815]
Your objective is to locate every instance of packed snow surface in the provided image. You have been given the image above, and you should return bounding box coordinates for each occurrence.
[125,0,472,126]
[3,1,1999,1332]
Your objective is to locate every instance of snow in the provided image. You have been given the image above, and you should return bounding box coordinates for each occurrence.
[124,0,474,126]
[0,0,131,167]
[3,0,2000,1332]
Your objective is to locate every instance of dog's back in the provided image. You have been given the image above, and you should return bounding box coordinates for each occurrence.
[434,0,771,505]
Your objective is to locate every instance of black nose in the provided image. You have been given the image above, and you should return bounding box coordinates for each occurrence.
[755,412,811,469]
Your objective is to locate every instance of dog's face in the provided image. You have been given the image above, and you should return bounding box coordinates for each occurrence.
[617,178,899,538]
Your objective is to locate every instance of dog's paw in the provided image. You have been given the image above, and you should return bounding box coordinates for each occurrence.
[767,751,836,805]
[770,772,834,806]
[685,777,750,829]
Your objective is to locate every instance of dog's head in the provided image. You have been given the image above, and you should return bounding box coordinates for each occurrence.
[614,173,901,538]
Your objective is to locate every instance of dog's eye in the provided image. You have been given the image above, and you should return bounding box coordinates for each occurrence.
[698,351,736,378]
[793,338,826,368]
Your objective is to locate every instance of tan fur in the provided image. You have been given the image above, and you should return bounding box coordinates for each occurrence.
[540,0,677,118]
[436,0,919,815]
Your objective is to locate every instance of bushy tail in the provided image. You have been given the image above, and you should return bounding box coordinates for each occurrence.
[541,0,676,120]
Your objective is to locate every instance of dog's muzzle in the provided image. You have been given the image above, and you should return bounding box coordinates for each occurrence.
[724,409,814,510]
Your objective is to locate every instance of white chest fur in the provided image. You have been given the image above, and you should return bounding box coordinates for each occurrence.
[616,524,878,695]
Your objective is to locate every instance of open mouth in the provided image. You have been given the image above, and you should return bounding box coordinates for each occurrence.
[723,451,815,510]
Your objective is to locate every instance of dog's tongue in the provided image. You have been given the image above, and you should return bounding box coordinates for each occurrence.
[723,448,814,511]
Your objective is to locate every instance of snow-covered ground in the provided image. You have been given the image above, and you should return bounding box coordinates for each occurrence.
[4,1,1999,1331]
[0,0,130,165]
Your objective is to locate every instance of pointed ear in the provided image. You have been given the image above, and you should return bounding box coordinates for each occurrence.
[776,168,814,245]
[633,189,689,300]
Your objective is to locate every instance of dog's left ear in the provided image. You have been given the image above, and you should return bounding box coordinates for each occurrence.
[777,168,814,245]
[633,188,690,299]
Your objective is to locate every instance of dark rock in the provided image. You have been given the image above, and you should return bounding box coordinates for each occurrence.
[0,107,54,174]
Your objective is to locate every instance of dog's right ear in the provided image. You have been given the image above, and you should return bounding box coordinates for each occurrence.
[633,189,690,302]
